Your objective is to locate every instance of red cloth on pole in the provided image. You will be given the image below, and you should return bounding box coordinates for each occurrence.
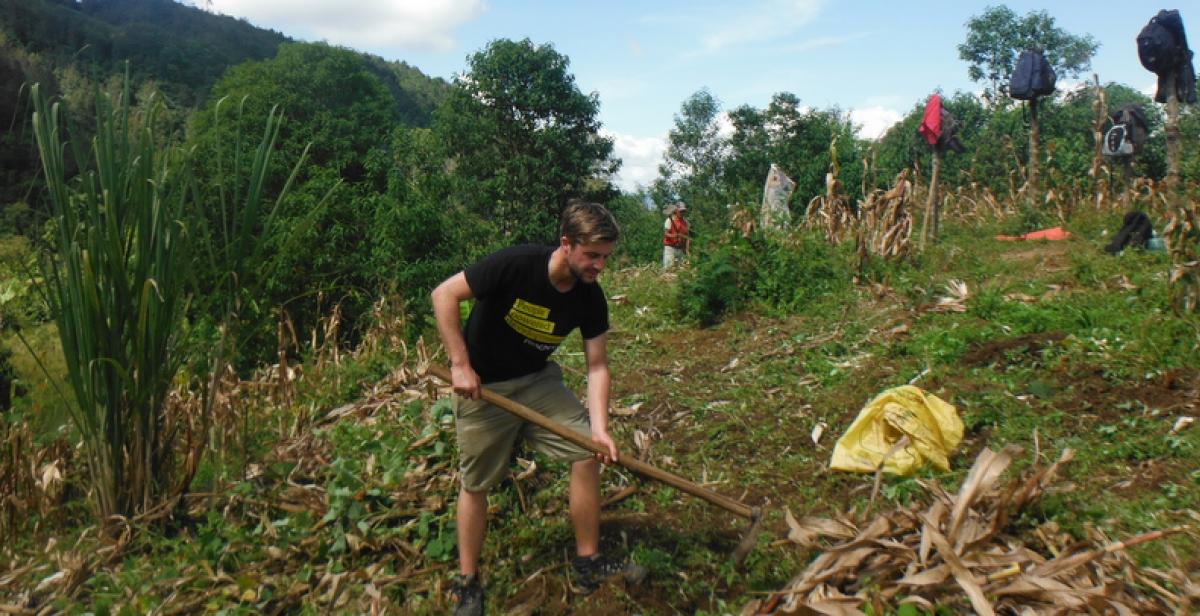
[918,94,942,146]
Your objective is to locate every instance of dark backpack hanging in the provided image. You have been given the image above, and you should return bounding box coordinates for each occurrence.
[1138,10,1184,75]
[1009,49,1057,100]
[1104,104,1150,156]
[1138,9,1198,104]
[1105,211,1154,254]
[1110,104,1149,147]
[1103,124,1133,156]
[937,109,965,154]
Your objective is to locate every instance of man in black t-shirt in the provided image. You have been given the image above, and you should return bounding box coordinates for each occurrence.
[431,201,645,615]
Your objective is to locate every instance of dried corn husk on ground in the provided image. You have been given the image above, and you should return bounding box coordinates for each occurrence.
[0,338,453,614]
[744,446,1198,615]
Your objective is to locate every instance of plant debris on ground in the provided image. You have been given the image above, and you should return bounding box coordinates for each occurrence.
[3,213,1200,614]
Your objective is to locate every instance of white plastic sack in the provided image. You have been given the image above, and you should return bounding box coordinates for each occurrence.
[761,163,795,231]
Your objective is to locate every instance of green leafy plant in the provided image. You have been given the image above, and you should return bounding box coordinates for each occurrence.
[27,73,329,522]
[29,80,192,520]
[677,241,750,326]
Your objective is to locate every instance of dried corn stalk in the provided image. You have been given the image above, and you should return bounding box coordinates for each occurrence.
[745,446,1197,615]
[2,420,72,537]
[857,170,913,260]
[1163,195,1200,313]
[805,138,856,245]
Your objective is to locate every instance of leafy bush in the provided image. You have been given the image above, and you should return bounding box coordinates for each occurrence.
[753,231,852,313]
[677,241,750,326]
[0,235,48,324]
[606,192,663,266]
[677,228,853,325]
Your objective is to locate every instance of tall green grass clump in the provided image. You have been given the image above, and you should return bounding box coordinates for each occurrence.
[30,81,323,522]
[31,82,190,520]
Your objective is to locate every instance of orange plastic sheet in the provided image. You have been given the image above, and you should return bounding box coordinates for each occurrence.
[994,226,1072,241]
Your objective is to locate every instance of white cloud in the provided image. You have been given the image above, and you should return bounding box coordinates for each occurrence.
[607,114,733,192]
[628,38,644,57]
[606,130,667,192]
[1055,79,1091,95]
[850,106,902,140]
[786,32,868,53]
[201,0,486,52]
[693,0,825,57]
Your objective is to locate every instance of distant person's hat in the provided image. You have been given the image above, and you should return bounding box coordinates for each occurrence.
[675,201,688,211]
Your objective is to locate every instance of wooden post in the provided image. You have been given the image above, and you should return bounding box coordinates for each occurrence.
[1165,71,1181,191]
[1089,75,1105,192]
[921,149,942,249]
[1027,96,1040,207]
[1120,158,1133,212]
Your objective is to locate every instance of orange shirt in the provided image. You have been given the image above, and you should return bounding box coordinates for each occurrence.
[664,215,689,247]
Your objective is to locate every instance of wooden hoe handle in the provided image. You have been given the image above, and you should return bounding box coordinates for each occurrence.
[426,364,756,520]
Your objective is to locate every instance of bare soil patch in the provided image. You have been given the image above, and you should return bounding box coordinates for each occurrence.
[962,331,1068,366]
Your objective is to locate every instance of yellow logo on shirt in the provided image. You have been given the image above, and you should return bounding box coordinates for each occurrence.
[505,298,565,345]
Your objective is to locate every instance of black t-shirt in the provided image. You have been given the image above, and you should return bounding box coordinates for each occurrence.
[463,244,609,383]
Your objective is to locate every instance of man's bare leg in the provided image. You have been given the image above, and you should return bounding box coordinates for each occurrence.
[457,487,488,575]
[569,458,601,557]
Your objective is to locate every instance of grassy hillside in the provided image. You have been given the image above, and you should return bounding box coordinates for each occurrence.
[2,205,1196,613]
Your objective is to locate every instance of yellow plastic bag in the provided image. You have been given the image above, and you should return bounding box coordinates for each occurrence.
[830,386,963,475]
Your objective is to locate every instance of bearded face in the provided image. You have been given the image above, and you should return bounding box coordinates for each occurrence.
[564,240,614,284]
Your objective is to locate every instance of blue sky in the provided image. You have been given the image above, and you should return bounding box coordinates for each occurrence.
[197,0,1174,190]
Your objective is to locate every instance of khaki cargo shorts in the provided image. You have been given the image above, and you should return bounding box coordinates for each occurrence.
[455,362,593,492]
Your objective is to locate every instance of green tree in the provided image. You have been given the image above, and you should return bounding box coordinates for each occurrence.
[724,93,862,218]
[605,191,661,265]
[958,5,1099,103]
[188,43,403,362]
[653,88,727,223]
[434,38,618,243]
[197,42,397,187]
[366,125,478,325]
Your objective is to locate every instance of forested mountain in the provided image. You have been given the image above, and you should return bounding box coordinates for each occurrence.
[0,0,448,114]
[0,0,450,230]
[0,0,286,105]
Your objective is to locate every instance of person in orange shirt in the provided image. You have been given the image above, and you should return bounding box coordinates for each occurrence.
[662,201,690,268]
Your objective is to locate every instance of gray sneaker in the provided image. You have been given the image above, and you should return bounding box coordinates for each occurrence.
[571,553,648,595]
[451,573,484,616]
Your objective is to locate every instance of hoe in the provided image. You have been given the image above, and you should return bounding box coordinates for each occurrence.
[427,364,764,563]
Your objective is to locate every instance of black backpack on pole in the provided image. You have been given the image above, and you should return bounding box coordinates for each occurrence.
[1009,49,1057,100]
[1137,9,1197,104]
[1009,48,1056,206]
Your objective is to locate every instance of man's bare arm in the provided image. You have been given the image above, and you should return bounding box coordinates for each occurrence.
[583,332,617,463]
[431,272,481,399]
